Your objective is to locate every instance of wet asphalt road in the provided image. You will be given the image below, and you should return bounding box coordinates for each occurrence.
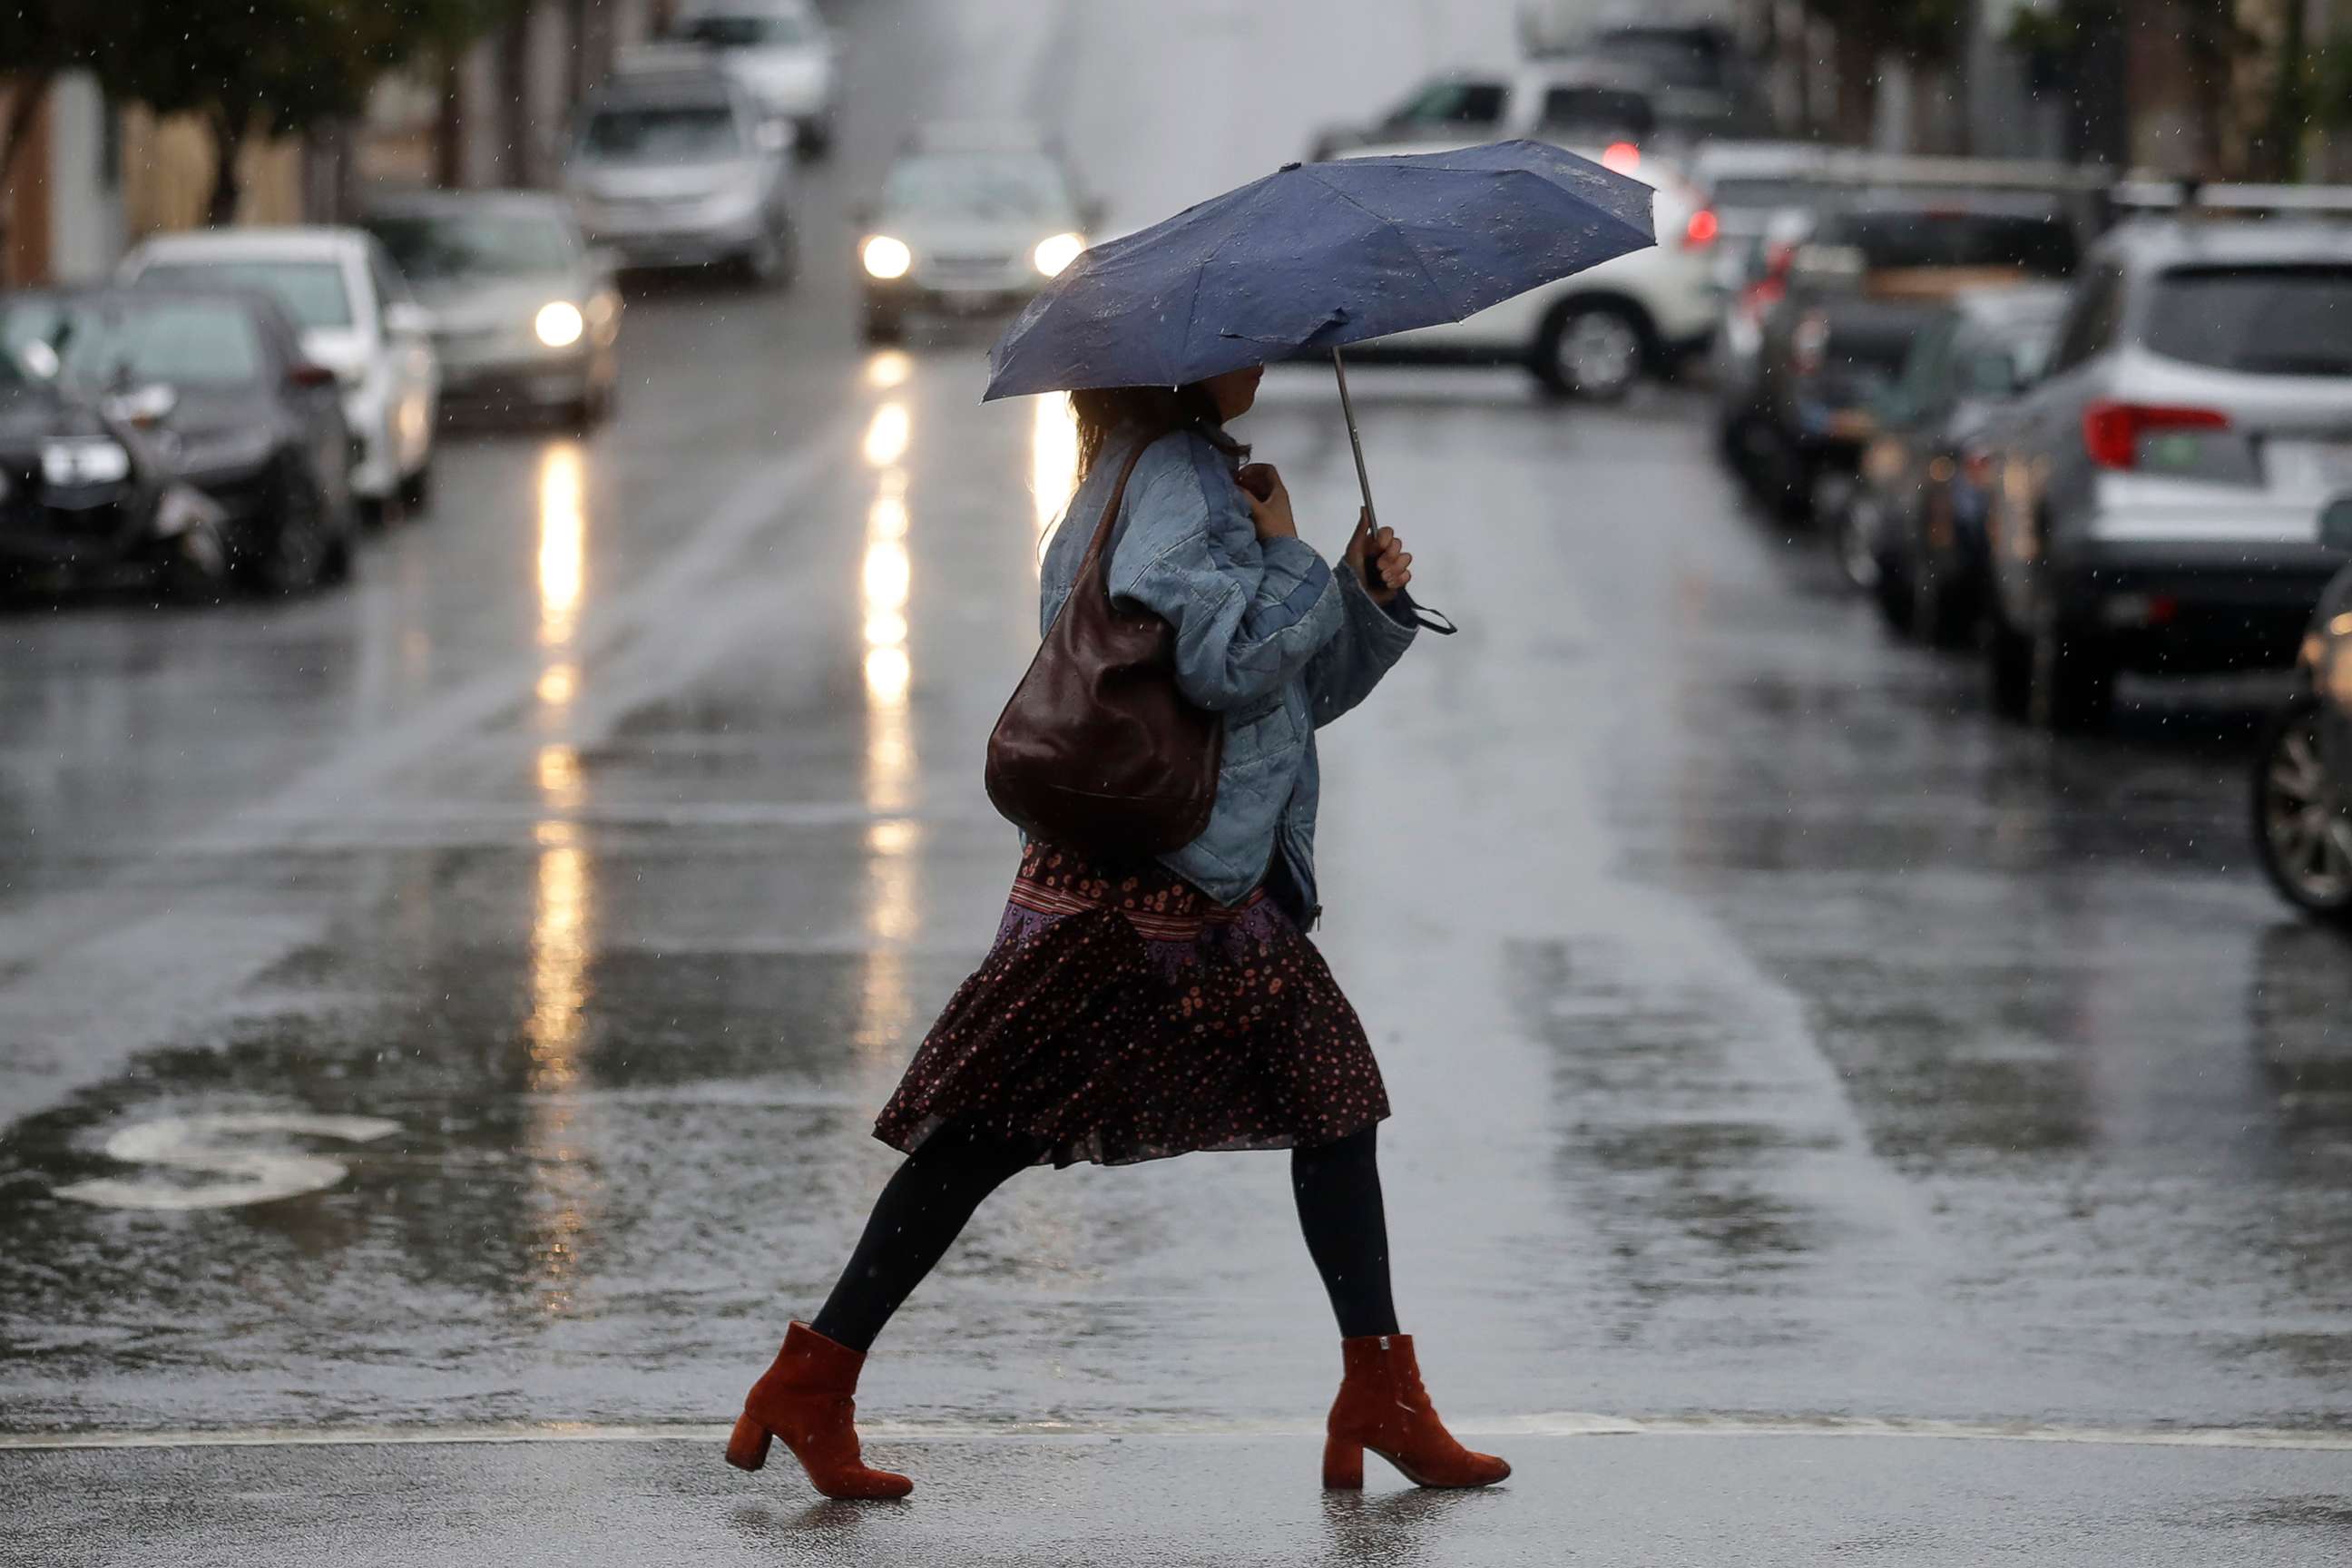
[4,0,2352,1560]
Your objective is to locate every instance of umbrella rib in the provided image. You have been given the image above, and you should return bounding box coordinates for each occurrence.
[1176,180,1275,382]
[1299,166,1465,322]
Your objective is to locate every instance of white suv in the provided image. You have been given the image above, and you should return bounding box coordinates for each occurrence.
[1337,138,1716,400]
[120,228,439,514]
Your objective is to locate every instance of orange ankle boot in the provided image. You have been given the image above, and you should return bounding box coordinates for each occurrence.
[1323,1333,1511,1490]
[725,1321,913,1500]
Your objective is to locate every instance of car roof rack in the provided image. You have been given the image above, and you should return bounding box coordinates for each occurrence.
[2110,178,2352,217]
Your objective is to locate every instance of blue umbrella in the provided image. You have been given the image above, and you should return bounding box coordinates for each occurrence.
[984,139,1656,527]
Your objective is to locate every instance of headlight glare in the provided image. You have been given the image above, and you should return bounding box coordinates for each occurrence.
[1033,231,1086,277]
[535,300,586,348]
[862,235,912,280]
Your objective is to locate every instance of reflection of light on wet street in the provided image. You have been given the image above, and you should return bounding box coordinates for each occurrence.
[863,401,910,466]
[865,348,910,389]
[536,742,583,810]
[536,662,577,709]
[537,444,586,649]
[526,844,589,1085]
[1031,391,1076,547]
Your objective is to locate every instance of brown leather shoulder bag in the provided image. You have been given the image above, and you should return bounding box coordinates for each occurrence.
[984,437,1223,858]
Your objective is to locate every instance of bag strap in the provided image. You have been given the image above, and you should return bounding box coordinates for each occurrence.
[1074,437,1153,580]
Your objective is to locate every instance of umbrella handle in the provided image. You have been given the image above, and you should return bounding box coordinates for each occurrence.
[1331,347,1378,547]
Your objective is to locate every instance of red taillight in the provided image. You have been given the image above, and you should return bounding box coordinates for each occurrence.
[2081,401,2230,470]
[1601,141,1641,175]
[1683,207,1719,248]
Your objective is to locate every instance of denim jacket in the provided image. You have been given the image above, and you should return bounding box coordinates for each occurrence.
[1037,424,1417,911]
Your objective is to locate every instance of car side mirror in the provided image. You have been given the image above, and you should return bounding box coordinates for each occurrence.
[2323,496,2352,554]
[287,361,338,391]
[384,301,433,339]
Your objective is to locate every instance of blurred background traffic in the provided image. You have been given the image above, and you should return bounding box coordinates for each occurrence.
[4,2,2352,1518]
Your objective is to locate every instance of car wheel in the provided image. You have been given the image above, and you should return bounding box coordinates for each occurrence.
[2252,694,2352,923]
[2030,614,2116,730]
[740,224,795,289]
[158,525,231,606]
[1985,607,2033,720]
[240,465,333,596]
[797,120,834,159]
[397,459,432,514]
[1535,301,1650,402]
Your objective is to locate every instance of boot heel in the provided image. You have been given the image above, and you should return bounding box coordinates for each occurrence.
[725,1414,773,1472]
[1322,1435,1365,1489]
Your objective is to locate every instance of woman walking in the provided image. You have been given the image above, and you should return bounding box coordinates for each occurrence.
[723,361,1509,1500]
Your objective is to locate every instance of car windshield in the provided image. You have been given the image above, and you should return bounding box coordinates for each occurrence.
[1593,36,1723,91]
[674,9,811,47]
[581,103,743,162]
[368,211,576,281]
[1825,210,2079,277]
[1536,87,1655,136]
[1388,79,1507,127]
[133,259,352,329]
[11,299,265,389]
[883,154,1069,221]
[2144,266,2352,377]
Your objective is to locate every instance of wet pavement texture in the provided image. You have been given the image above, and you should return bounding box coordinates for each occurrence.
[4,0,2351,1557]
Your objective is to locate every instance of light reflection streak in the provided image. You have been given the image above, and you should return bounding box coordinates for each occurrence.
[1030,392,1076,553]
[865,349,911,389]
[859,393,919,1054]
[537,444,585,648]
[863,402,910,467]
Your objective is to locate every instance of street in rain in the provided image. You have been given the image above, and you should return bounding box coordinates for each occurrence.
[3,0,2352,1563]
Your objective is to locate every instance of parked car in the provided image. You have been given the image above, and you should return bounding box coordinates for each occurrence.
[0,288,355,595]
[663,0,840,155]
[1522,12,1770,140]
[855,126,1097,345]
[117,226,437,517]
[1728,192,2082,520]
[1307,58,1660,163]
[564,59,798,286]
[2251,512,2352,924]
[1336,136,1716,400]
[1980,219,2352,727]
[1838,282,2072,642]
[362,191,622,429]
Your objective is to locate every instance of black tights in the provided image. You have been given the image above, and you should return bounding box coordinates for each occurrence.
[810,1122,1400,1352]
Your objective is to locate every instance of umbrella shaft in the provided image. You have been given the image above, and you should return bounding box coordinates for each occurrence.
[1331,348,1378,541]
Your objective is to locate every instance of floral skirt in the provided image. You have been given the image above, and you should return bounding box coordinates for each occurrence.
[872,842,1390,1168]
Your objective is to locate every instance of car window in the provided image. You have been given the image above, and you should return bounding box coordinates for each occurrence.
[1536,87,1656,137]
[2044,266,2122,377]
[1388,79,1507,128]
[34,299,268,388]
[1818,211,2078,277]
[1889,316,1959,417]
[882,152,1071,220]
[368,211,577,282]
[132,259,353,329]
[673,8,813,47]
[579,103,744,162]
[2144,265,2352,378]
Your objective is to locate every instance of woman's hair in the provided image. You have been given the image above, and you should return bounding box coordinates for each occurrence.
[1069,382,1244,487]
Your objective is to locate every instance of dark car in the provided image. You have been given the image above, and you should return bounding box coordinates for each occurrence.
[0,289,358,595]
[1838,283,2072,642]
[1729,195,2082,521]
[2251,506,2352,924]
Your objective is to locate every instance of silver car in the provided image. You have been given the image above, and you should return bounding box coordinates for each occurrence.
[564,64,797,287]
[363,192,622,429]
[1981,219,2352,726]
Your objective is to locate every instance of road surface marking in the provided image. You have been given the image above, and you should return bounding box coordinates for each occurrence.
[5,1413,2348,1454]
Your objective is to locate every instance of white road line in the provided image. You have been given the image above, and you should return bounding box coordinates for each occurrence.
[5,1413,2349,1455]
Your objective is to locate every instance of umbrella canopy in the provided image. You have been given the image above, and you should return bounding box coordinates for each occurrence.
[983,139,1655,401]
